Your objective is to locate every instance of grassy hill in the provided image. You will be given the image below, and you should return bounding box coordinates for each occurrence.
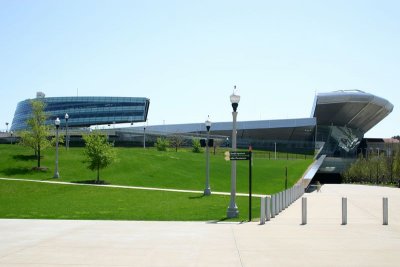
[0,144,312,195]
[0,144,313,221]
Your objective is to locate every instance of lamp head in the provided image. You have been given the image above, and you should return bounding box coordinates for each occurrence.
[65,113,69,120]
[55,117,60,128]
[205,115,211,132]
[230,85,240,112]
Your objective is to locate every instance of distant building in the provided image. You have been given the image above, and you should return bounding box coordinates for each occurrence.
[10,94,150,131]
[130,90,394,179]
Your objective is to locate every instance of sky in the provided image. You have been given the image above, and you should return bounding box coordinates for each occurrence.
[0,0,399,137]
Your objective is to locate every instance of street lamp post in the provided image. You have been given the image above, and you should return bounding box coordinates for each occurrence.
[53,118,60,178]
[143,127,146,149]
[227,86,240,218]
[65,113,69,150]
[204,116,212,196]
[5,122,9,133]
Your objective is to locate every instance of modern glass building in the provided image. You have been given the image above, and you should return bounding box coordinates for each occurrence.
[311,90,393,177]
[313,90,394,158]
[11,93,150,131]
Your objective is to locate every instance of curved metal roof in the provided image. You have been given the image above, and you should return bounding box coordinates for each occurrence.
[311,90,393,133]
[133,118,317,143]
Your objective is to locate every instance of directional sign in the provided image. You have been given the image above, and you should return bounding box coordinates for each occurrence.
[230,151,250,160]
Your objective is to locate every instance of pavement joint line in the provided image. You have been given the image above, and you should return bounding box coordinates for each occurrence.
[231,225,245,267]
[0,177,265,198]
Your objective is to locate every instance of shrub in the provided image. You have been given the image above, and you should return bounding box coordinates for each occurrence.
[155,137,170,151]
[192,138,202,153]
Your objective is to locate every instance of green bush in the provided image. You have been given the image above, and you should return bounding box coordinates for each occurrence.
[155,137,170,151]
[192,138,202,153]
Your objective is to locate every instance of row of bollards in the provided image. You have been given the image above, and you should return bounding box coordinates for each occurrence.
[301,197,389,226]
[260,183,304,225]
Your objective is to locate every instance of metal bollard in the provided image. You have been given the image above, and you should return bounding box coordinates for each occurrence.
[302,197,307,225]
[275,193,279,215]
[291,187,293,204]
[287,189,290,207]
[276,192,282,214]
[266,196,271,221]
[342,197,347,225]
[271,194,276,218]
[282,191,286,210]
[383,197,388,225]
[260,197,266,225]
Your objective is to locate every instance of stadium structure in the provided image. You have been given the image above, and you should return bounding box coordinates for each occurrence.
[8,90,394,182]
[130,90,394,182]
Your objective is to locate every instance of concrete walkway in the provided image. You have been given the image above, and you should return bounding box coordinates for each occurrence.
[1,184,400,266]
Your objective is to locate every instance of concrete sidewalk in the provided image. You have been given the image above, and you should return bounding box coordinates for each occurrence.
[1,184,400,266]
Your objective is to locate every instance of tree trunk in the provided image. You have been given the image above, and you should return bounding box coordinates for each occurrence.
[97,164,100,183]
[37,143,41,168]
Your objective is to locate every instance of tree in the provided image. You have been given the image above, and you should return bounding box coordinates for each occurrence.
[83,131,116,183]
[212,138,224,155]
[393,150,400,181]
[168,134,186,152]
[18,100,58,169]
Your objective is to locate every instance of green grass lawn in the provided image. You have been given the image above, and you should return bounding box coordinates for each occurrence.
[0,144,312,195]
[0,144,312,221]
[0,179,260,221]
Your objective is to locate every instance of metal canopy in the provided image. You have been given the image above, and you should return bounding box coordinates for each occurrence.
[312,90,393,133]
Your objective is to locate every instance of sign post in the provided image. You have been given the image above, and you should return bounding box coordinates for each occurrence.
[229,150,253,222]
[249,150,252,222]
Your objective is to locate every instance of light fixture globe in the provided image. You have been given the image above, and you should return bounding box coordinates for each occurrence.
[230,86,240,112]
[55,117,61,127]
[205,116,212,132]
[65,113,69,120]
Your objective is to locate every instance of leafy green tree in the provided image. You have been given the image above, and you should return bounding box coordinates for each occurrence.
[192,138,202,153]
[83,131,117,183]
[344,152,396,185]
[155,137,170,151]
[343,155,366,183]
[18,100,59,168]
[393,150,400,181]
[168,134,186,152]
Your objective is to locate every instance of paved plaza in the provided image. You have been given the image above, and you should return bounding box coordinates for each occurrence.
[1,184,400,266]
